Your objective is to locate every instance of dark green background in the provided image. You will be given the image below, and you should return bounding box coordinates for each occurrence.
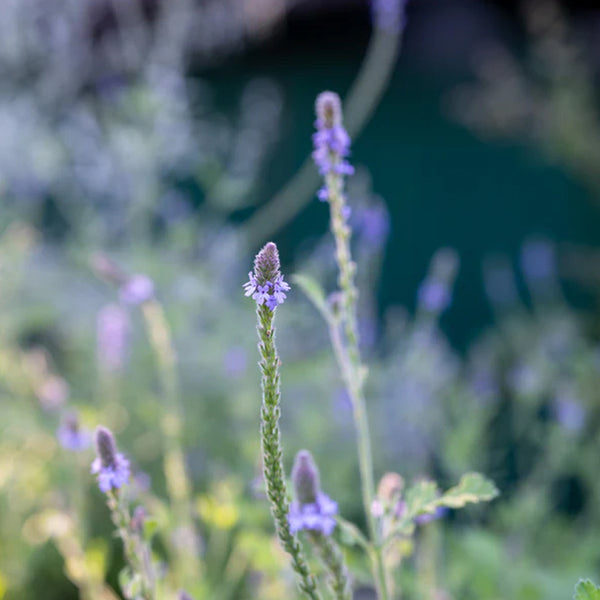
[207,10,600,348]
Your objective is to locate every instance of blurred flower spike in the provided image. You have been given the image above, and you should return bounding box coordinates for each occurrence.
[312,91,354,202]
[243,242,290,311]
[91,426,131,493]
[288,450,338,536]
[57,411,91,452]
[119,274,155,306]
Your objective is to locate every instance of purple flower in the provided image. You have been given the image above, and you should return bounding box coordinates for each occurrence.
[119,274,155,305]
[288,450,338,536]
[91,426,131,493]
[371,0,408,33]
[553,391,585,432]
[243,271,258,297]
[97,304,130,373]
[354,202,390,248]
[244,243,290,311]
[57,412,91,452]
[312,92,354,183]
[253,284,272,306]
[417,280,452,313]
[289,494,338,536]
[415,506,448,525]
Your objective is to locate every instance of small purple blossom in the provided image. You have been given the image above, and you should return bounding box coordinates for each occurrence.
[91,426,131,493]
[288,450,338,536]
[417,280,452,313]
[521,239,555,281]
[288,493,338,536]
[119,274,155,305]
[244,244,290,311]
[312,92,354,183]
[253,284,271,305]
[415,506,448,525]
[57,412,91,452]
[553,392,586,432]
[353,201,390,248]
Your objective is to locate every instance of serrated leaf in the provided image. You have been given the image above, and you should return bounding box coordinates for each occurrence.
[438,473,499,509]
[404,480,439,518]
[292,273,330,319]
[574,579,600,600]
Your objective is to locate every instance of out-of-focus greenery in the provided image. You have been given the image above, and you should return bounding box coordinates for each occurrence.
[1,0,600,599]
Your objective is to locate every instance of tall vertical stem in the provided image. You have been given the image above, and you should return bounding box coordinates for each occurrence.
[141,300,200,587]
[256,301,323,600]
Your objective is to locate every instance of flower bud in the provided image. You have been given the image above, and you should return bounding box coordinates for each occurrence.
[253,242,281,287]
[95,426,118,470]
[377,472,404,503]
[316,91,342,128]
[292,450,320,505]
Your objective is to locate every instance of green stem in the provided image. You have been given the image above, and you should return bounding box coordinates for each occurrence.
[106,491,155,600]
[325,163,389,600]
[141,300,201,586]
[308,532,352,600]
[257,302,323,600]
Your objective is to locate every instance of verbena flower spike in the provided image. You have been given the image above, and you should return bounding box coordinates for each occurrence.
[312,91,390,598]
[290,451,352,600]
[92,426,131,493]
[289,450,338,536]
[245,242,321,600]
[57,411,91,452]
[92,426,156,600]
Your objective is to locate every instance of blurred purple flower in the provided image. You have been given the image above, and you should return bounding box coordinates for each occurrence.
[97,304,130,373]
[289,493,338,536]
[371,0,408,33]
[553,393,585,432]
[57,412,91,452]
[353,201,390,249]
[224,346,248,377]
[91,426,131,493]
[312,92,354,180]
[521,239,555,281]
[289,450,338,536]
[417,280,452,313]
[119,274,155,305]
[415,506,448,525]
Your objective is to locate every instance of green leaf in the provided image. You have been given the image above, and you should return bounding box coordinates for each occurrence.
[574,579,600,600]
[292,273,330,319]
[404,480,439,518]
[437,473,499,509]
